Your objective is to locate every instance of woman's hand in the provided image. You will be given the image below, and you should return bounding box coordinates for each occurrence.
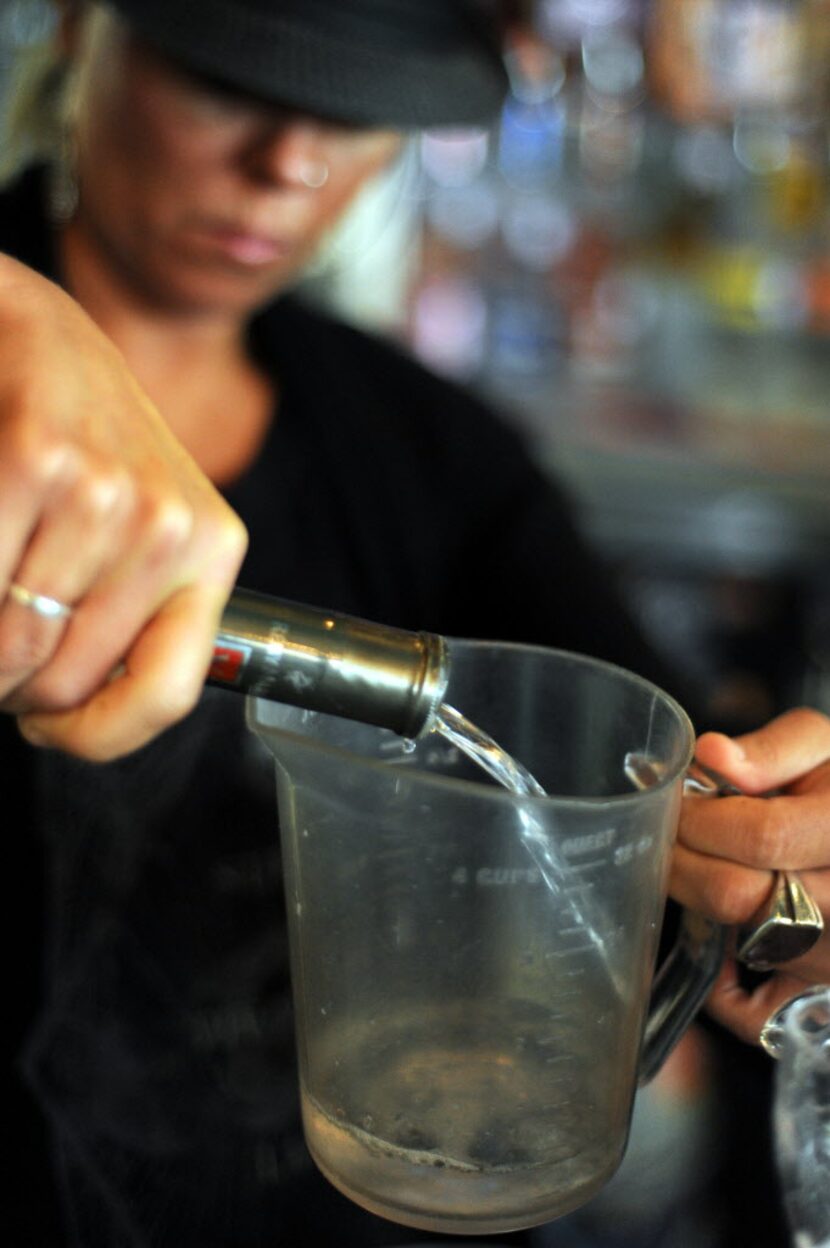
[0,255,248,759]
[672,706,830,1044]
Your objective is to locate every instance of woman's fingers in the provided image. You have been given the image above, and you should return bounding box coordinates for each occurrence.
[669,841,777,925]
[703,957,820,1047]
[671,842,830,970]
[6,473,247,744]
[10,494,244,718]
[672,842,830,926]
[0,451,133,699]
[674,714,830,1050]
[677,713,830,919]
[0,256,248,758]
[679,789,830,873]
[18,580,232,760]
[695,708,830,795]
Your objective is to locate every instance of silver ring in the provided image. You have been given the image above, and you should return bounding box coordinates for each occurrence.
[7,581,74,620]
[760,984,830,1058]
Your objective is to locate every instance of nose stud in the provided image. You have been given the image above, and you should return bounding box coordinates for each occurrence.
[299,160,330,189]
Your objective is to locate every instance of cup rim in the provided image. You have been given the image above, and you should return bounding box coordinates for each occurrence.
[248,639,696,808]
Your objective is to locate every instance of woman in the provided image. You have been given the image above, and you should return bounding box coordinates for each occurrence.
[2,2,828,1245]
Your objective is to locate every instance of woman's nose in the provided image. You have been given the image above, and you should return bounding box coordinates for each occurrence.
[245,121,331,190]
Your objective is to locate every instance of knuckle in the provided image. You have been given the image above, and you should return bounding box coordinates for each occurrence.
[208,511,249,570]
[225,511,249,556]
[187,506,248,582]
[138,494,195,559]
[2,417,75,490]
[75,463,135,519]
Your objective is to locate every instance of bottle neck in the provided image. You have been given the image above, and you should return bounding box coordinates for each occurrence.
[207,588,448,738]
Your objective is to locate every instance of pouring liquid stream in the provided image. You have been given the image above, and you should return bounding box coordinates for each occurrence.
[429,703,619,995]
[433,703,547,797]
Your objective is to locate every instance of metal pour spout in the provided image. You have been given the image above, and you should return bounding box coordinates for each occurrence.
[207,588,448,739]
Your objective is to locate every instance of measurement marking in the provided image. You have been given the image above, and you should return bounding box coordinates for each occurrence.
[536,1041,571,1055]
[547,944,600,959]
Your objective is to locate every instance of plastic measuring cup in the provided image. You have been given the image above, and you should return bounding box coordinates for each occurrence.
[249,640,724,1235]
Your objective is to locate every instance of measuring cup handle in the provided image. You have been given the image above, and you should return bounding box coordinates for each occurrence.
[639,908,726,1085]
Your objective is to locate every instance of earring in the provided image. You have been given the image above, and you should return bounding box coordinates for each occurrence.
[48,54,83,228]
[48,152,79,228]
[299,160,330,189]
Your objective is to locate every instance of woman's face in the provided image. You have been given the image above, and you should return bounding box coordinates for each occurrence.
[67,10,403,315]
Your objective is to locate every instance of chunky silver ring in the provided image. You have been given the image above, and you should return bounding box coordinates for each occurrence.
[7,581,74,621]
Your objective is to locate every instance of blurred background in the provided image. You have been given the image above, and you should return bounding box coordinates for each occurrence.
[309,0,830,742]
[1,3,828,1245]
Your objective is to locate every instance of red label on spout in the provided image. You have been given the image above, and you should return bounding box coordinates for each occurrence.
[209,643,250,685]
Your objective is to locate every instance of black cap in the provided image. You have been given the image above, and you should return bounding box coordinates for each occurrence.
[107,0,509,127]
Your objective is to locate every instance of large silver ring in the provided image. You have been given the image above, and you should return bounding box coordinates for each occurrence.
[7,581,74,621]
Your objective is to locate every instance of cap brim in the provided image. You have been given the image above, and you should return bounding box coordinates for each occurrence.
[109,0,508,127]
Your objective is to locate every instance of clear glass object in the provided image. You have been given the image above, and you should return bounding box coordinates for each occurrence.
[766,987,830,1248]
[249,640,721,1235]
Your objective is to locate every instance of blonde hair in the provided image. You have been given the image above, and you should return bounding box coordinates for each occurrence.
[0,1,108,185]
